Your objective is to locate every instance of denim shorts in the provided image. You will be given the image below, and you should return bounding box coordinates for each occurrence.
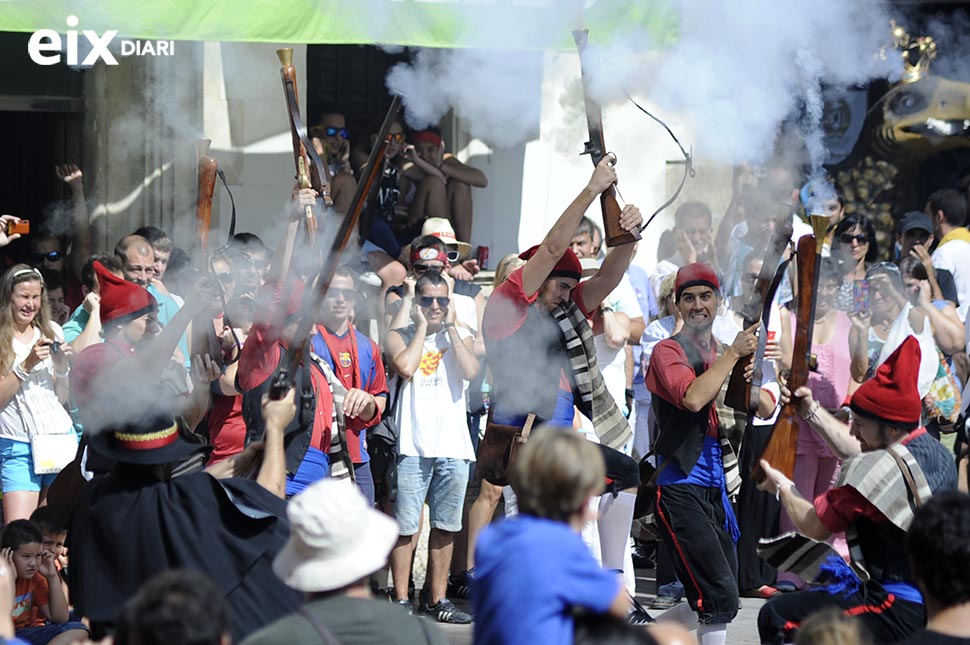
[17,621,88,645]
[0,438,60,493]
[394,456,469,535]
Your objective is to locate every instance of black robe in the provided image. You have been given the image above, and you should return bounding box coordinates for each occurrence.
[68,466,302,639]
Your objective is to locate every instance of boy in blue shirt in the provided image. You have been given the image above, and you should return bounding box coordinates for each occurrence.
[472,429,629,644]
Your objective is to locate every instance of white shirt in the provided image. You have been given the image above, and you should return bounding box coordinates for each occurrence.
[932,236,970,320]
[395,325,476,460]
[0,323,74,442]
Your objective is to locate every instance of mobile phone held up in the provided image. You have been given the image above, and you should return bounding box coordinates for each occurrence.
[6,220,29,236]
[852,279,870,315]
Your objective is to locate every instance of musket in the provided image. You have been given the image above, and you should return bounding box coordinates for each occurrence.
[190,138,227,373]
[268,96,403,400]
[573,29,640,247]
[195,139,219,269]
[751,213,830,482]
[725,214,794,413]
[277,47,331,248]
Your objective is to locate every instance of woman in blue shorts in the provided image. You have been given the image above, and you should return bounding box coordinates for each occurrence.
[0,266,75,521]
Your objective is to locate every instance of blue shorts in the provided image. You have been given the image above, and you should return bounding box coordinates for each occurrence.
[17,621,88,645]
[0,438,59,493]
[394,456,469,535]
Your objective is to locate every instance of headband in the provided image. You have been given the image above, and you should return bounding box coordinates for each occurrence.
[411,246,448,265]
[411,131,443,147]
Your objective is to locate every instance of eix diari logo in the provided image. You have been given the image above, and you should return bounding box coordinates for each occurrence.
[28,15,175,66]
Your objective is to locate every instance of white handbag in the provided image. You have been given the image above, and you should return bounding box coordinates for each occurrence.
[14,395,77,475]
[29,433,78,475]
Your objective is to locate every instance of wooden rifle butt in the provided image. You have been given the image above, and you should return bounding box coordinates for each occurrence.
[601,189,640,246]
[750,405,800,482]
[725,356,754,412]
[195,155,218,264]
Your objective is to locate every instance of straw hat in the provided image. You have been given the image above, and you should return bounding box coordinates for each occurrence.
[421,218,472,261]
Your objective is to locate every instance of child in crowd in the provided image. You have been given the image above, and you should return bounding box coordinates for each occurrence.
[28,508,69,606]
[2,520,87,645]
[472,429,630,644]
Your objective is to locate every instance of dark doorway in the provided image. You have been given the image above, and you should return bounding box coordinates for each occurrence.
[306,44,411,145]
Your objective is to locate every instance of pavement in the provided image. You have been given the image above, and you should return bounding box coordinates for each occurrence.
[431,566,768,644]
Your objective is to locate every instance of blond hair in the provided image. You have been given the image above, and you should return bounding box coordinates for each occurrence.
[493,254,526,287]
[511,428,604,522]
[794,609,870,645]
[0,265,54,375]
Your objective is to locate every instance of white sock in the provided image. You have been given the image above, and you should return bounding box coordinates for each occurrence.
[598,491,636,571]
[581,497,602,562]
[697,622,727,645]
[623,537,636,595]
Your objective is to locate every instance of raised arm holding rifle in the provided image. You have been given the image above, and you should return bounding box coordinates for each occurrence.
[237,98,402,496]
[236,186,338,497]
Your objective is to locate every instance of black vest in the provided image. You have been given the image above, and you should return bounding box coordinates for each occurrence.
[651,334,715,474]
[241,345,319,475]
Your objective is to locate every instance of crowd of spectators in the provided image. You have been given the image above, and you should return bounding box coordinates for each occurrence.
[0,114,966,645]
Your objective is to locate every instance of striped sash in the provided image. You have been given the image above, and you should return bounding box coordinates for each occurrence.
[714,368,743,499]
[552,301,631,451]
[758,442,929,582]
[757,532,842,583]
[310,352,355,483]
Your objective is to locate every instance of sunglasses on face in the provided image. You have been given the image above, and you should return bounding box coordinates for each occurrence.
[446,249,461,263]
[324,288,357,301]
[839,233,868,245]
[419,296,450,308]
[311,126,350,140]
[31,251,62,263]
[388,132,406,143]
[413,264,443,275]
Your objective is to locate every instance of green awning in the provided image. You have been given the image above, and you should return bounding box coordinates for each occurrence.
[0,0,678,50]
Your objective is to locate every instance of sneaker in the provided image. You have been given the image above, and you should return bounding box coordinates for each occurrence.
[631,544,656,569]
[648,594,681,611]
[447,569,475,599]
[627,596,654,625]
[424,598,473,624]
[396,599,414,615]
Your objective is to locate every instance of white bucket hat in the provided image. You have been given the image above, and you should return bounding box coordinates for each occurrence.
[421,218,472,261]
[272,478,399,593]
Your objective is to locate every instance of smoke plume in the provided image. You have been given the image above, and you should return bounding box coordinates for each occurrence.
[386,0,900,169]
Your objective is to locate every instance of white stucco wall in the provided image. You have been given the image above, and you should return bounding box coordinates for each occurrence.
[203,42,308,249]
[200,44,714,275]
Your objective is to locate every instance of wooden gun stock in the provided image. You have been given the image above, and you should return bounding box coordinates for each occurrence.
[751,233,820,482]
[726,217,794,413]
[277,48,330,246]
[752,408,800,482]
[601,187,639,246]
[195,139,218,268]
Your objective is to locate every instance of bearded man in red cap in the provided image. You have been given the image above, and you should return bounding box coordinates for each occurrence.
[644,262,764,645]
[757,336,958,644]
[460,158,646,620]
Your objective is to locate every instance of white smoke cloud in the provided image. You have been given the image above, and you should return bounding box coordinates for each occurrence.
[385,0,901,166]
[386,48,543,148]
